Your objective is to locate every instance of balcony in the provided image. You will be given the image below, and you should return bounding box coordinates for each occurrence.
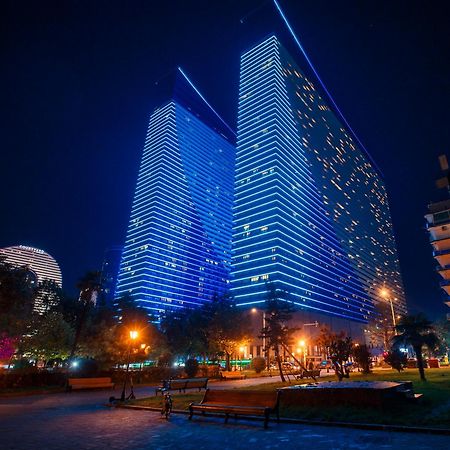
[430,234,450,245]
[437,265,450,280]
[434,251,450,268]
[433,248,450,257]
[440,280,450,295]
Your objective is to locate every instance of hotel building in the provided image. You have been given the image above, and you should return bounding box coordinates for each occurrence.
[0,245,62,313]
[115,73,235,317]
[231,35,406,336]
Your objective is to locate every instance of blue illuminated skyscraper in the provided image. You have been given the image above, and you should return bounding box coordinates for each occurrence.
[231,35,406,325]
[115,72,235,317]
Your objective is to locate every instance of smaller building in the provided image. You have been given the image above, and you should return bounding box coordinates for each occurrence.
[0,245,63,313]
[425,199,450,308]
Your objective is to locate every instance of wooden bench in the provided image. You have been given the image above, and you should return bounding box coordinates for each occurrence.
[189,389,280,428]
[296,369,321,380]
[68,377,115,391]
[220,371,246,380]
[155,377,208,396]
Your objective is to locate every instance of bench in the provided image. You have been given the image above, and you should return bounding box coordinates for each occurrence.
[220,371,246,380]
[68,377,115,391]
[189,389,280,428]
[296,369,321,380]
[155,377,208,396]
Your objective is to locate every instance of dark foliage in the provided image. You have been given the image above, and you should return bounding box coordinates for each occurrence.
[184,358,199,378]
[353,344,372,374]
[251,356,266,373]
[392,314,440,381]
[384,349,407,372]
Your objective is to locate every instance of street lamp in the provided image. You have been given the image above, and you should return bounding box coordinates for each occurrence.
[298,340,307,367]
[380,288,396,329]
[120,329,139,402]
[251,308,267,370]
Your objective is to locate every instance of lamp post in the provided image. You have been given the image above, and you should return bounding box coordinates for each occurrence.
[120,330,138,402]
[380,288,396,329]
[251,308,267,370]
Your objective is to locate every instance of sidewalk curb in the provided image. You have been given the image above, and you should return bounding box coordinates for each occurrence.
[116,403,450,435]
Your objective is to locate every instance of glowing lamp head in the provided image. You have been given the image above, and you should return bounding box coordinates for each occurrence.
[299,340,306,347]
[129,330,138,340]
[239,346,245,353]
[380,288,389,298]
[251,308,257,313]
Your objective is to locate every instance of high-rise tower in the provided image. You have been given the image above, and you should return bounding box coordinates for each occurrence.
[100,245,123,305]
[115,73,235,317]
[231,35,406,325]
[0,245,62,313]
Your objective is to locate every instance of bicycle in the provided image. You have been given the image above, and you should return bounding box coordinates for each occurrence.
[160,389,173,419]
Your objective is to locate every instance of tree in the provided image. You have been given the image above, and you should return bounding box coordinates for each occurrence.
[159,308,203,361]
[353,344,372,374]
[432,318,450,359]
[329,336,353,381]
[366,301,395,350]
[392,314,440,381]
[159,294,250,368]
[384,349,407,372]
[0,259,36,336]
[185,358,199,377]
[203,295,251,370]
[0,333,17,362]
[19,311,74,364]
[36,279,64,313]
[78,293,161,370]
[260,283,298,382]
[316,327,353,381]
[68,271,101,361]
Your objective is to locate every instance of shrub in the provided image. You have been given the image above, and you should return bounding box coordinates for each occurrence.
[251,356,266,373]
[353,344,372,374]
[184,358,199,378]
[384,350,407,372]
[157,353,173,367]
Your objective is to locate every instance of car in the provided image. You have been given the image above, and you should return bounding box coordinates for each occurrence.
[319,360,333,369]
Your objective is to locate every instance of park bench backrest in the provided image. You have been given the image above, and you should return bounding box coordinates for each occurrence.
[186,378,208,388]
[202,389,278,409]
[169,379,186,389]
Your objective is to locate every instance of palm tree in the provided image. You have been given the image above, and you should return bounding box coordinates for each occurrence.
[68,271,101,361]
[391,314,439,381]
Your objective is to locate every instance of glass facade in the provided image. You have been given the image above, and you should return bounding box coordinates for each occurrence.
[231,35,406,323]
[115,100,235,316]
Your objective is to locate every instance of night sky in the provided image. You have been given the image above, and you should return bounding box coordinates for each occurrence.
[2,1,449,318]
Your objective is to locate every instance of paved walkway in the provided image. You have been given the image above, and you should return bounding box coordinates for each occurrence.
[0,382,448,449]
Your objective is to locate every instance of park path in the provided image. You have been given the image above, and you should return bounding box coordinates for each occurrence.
[0,377,447,450]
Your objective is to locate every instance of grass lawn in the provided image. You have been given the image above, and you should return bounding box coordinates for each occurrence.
[130,367,450,429]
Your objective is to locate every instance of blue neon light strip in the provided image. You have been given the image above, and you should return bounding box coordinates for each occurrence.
[116,100,235,316]
[177,67,236,138]
[229,33,411,323]
[272,0,383,177]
